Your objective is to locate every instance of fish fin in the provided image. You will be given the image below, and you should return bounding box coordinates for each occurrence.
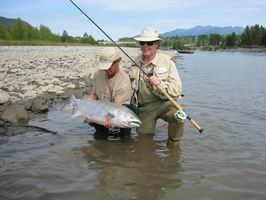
[71,94,76,102]
[72,110,82,118]
[70,95,82,117]
[71,94,80,103]
[61,102,72,112]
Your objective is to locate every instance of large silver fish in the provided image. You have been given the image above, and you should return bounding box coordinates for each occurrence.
[70,95,141,128]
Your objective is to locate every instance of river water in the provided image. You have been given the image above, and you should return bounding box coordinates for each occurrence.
[0,51,266,200]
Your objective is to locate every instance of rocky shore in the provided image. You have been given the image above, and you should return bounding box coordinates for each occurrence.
[0,46,177,123]
[0,46,140,123]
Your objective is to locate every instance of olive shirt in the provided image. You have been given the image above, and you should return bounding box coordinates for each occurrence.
[90,67,132,105]
[128,52,182,106]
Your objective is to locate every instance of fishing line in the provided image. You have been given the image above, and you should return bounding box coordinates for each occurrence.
[69,0,149,77]
[68,0,203,133]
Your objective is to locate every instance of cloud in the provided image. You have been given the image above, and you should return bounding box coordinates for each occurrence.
[77,0,266,13]
[77,0,205,12]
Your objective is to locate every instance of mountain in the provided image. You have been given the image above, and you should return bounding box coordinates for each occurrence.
[161,25,245,37]
[0,16,17,26]
[0,16,32,27]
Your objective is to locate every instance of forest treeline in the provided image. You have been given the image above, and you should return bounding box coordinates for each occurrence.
[0,18,98,45]
[1,18,266,49]
[160,24,266,50]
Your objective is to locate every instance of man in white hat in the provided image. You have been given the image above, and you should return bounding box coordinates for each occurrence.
[129,27,184,145]
[88,47,133,140]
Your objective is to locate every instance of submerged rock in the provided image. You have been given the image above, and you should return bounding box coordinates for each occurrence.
[31,98,49,113]
[0,104,28,123]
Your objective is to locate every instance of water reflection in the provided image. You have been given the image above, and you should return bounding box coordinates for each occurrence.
[79,135,182,200]
[2,51,266,199]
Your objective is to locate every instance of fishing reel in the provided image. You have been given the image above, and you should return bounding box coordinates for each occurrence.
[174,110,187,123]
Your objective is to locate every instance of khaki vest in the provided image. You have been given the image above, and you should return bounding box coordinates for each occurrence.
[128,52,182,106]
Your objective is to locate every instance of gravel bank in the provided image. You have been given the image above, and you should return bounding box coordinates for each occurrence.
[0,46,140,122]
[0,46,178,123]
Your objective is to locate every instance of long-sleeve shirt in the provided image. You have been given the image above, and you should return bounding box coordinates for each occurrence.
[91,67,132,105]
[128,52,182,105]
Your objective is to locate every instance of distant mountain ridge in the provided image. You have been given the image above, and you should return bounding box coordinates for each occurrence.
[0,16,32,27]
[0,16,17,26]
[161,25,245,37]
[1,16,245,39]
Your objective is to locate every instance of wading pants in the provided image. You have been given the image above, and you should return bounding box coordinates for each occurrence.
[91,123,131,140]
[137,101,184,143]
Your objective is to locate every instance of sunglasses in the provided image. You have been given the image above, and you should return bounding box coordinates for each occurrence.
[139,41,155,46]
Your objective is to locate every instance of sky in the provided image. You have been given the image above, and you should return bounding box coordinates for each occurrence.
[1,0,266,40]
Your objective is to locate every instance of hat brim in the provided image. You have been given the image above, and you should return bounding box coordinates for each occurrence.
[98,61,113,70]
[134,36,162,42]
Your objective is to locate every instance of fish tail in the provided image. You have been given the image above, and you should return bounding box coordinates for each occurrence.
[72,104,81,118]
[71,94,77,103]
[70,95,81,117]
[72,111,81,118]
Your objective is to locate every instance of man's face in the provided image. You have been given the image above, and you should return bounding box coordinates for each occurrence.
[139,41,158,57]
[106,59,120,78]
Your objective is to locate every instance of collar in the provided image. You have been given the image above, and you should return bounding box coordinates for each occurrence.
[140,52,160,66]
[107,67,121,79]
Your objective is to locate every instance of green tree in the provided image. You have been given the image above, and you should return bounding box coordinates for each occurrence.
[66,35,75,43]
[241,26,252,46]
[209,34,223,46]
[251,24,263,45]
[0,22,10,39]
[87,34,97,44]
[197,34,209,46]
[11,18,25,40]
[61,30,69,42]
[39,24,54,41]
[82,32,90,43]
[118,37,135,42]
[24,24,38,40]
[225,32,237,47]
[173,40,184,49]
[161,37,176,49]
[262,28,266,46]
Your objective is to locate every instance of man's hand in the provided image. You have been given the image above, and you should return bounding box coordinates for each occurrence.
[147,75,160,86]
[104,118,114,128]
[88,94,98,100]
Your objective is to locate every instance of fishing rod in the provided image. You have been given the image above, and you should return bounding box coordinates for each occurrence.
[68,0,203,133]
[69,0,148,77]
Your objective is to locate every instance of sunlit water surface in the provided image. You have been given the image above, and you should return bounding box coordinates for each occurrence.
[1,51,266,200]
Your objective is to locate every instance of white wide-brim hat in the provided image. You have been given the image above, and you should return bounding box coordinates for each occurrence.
[134,27,162,42]
[98,47,121,70]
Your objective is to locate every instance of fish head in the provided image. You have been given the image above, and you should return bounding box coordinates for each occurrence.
[113,110,142,128]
